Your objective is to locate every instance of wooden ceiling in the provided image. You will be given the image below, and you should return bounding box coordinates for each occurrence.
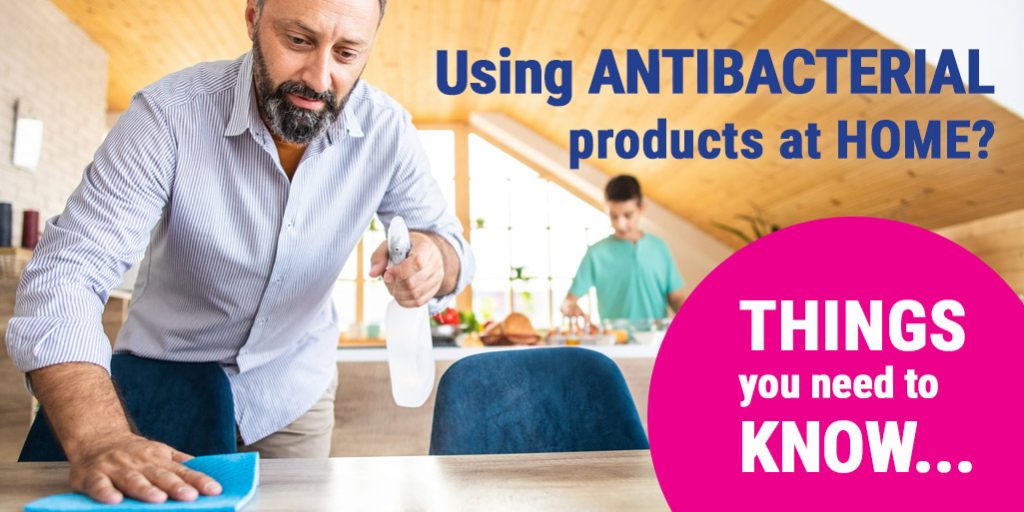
[53,0,1024,248]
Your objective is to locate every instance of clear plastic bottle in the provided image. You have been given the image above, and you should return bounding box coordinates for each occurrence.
[385,300,435,407]
[383,216,435,407]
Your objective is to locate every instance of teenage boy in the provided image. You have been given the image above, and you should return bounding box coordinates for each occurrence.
[560,175,685,322]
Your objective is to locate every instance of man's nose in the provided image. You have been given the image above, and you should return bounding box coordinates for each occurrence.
[300,49,332,95]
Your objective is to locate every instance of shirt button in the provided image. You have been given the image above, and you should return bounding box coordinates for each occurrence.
[258,318,267,325]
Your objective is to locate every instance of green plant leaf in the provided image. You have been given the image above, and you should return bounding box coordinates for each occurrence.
[711,221,752,244]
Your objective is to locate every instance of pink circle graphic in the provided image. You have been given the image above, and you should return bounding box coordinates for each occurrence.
[649,217,1023,510]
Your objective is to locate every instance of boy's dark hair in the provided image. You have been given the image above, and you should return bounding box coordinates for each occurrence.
[605,175,643,204]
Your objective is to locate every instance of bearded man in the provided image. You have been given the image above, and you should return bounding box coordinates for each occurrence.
[6,0,473,504]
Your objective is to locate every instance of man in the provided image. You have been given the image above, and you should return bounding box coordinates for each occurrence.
[5,0,473,505]
[561,175,685,323]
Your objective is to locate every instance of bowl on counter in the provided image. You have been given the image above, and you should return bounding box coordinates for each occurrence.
[602,318,670,345]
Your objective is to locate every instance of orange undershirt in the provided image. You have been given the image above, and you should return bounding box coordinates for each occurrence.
[272,136,307,180]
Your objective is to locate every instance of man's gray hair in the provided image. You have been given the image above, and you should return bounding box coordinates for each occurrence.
[255,0,387,19]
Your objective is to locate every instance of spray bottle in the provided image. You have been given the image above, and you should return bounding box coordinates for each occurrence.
[383,216,436,407]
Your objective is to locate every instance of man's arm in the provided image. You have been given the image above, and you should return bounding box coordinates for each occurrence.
[29,363,220,504]
[6,92,219,504]
[368,110,474,311]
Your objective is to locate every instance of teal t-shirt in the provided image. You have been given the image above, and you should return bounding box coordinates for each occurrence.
[569,233,684,321]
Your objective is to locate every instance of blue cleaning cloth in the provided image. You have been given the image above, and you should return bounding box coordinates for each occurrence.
[24,452,259,512]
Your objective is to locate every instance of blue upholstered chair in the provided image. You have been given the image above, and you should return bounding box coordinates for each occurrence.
[19,354,236,462]
[429,347,649,455]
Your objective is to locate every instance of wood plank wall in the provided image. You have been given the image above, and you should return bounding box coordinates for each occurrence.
[936,209,1024,294]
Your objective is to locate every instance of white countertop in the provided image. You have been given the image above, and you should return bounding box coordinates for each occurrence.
[337,342,662,362]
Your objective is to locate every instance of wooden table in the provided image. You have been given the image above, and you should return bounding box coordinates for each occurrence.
[0,450,668,511]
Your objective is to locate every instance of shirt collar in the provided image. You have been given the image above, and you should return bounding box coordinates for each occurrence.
[225,51,365,143]
[328,82,365,143]
[224,52,256,138]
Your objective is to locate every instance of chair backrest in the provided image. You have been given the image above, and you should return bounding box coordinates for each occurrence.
[19,354,236,462]
[429,347,649,455]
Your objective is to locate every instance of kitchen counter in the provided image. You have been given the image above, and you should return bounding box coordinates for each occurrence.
[336,340,663,362]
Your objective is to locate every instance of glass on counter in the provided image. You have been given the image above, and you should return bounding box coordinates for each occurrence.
[544,316,616,346]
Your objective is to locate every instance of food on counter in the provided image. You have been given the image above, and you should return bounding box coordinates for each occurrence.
[481,312,541,346]
[456,331,484,347]
[607,329,630,344]
[432,307,460,326]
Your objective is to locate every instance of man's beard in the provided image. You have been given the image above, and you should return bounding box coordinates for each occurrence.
[252,31,356,145]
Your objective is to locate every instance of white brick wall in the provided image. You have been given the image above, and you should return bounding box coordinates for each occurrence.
[0,0,107,246]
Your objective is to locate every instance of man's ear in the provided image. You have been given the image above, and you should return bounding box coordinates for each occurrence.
[245,0,258,41]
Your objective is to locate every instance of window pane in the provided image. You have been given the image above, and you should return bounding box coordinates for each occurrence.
[418,129,456,217]
[469,134,518,182]
[512,278,551,331]
[508,176,548,229]
[469,176,510,230]
[471,227,510,279]
[363,280,389,333]
[548,181,605,230]
[472,278,510,324]
[585,213,611,242]
[549,227,588,279]
[509,227,549,278]
[418,130,455,180]
[440,180,456,218]
[547,183,584,223]
[586,225,611,244]
[468,132,609,330]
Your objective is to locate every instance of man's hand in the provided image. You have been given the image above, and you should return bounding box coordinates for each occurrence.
[28,363,222,504]
[68,433,221,504]
[369,231,456,307]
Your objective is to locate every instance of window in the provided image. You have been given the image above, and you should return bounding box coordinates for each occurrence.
[333,127,608,340]
[468,134,609,328]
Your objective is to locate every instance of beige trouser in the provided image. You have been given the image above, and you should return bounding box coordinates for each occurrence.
[237,368,338,458]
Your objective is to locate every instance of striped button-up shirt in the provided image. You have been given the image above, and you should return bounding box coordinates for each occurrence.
[6,51,474,444]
